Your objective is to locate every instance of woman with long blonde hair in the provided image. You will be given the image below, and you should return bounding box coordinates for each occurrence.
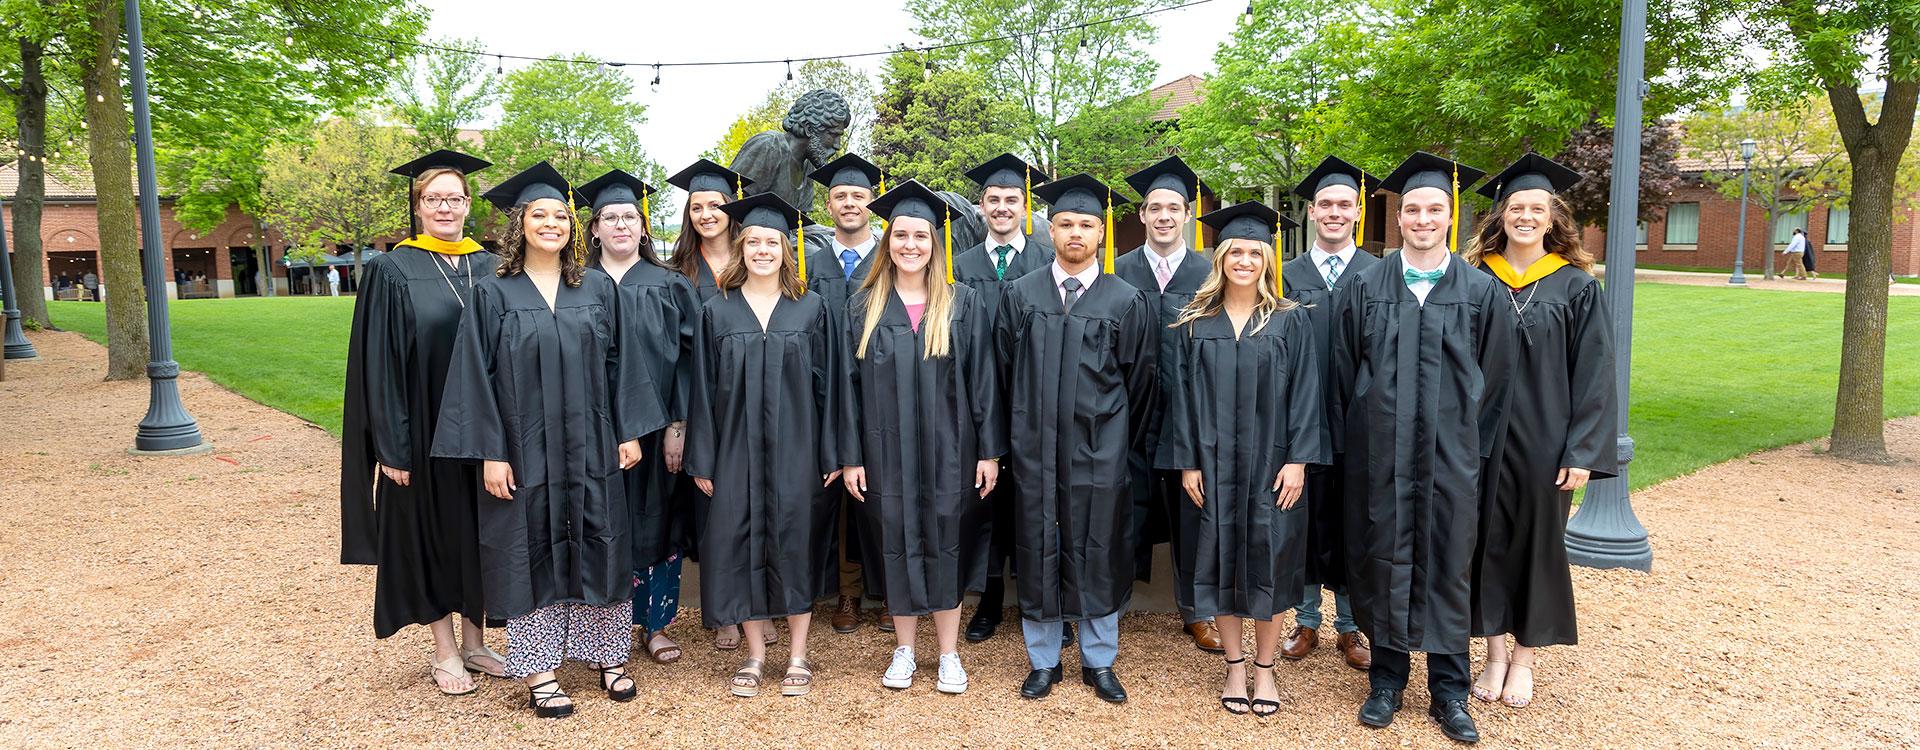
[1461,154,1616,711]
[1157,201,1327,718]
[838,180,1005,695]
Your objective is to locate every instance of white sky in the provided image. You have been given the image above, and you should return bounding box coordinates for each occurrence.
[420,0,1246,178]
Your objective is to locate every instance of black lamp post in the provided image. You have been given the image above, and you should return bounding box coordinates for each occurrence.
[1,195,41,360]
[1729,137,1757,285]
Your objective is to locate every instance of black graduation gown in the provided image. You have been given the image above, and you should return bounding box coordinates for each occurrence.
[595,259,700,570]
[680,256,727,302]
[430,270,666,620]
[804,243,883,597]
[953,237,1054,572]
[1155,308,1329,619]
[1281,248,1382,591]
[339,246,495,638]
[685,291,840,626]
[1111,245,1209,582]
[672,255,728,559]
[994,269,1158,622]
[1470,263,1617,647]
[840,286,1007,615]
[1329,251,1514,655]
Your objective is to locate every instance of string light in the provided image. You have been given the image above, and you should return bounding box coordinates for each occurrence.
[785,59,793,81]
[496,55,503,75]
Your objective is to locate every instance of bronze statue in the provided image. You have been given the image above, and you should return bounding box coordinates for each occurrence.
[728,89,851,212]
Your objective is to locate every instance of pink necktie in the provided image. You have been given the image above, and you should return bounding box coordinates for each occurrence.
[1154,257,1173,291]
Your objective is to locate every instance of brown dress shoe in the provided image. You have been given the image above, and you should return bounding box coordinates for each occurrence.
[1337,631,1372,670]
[1280,625,1318,660]
[1185,620,1224,653]
[831,595,861,634]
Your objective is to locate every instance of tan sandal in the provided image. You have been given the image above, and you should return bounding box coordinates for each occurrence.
[643,630,683,664]
[1471,659,1508,703]
[1501,659,1535,708]
[730,658,765,698]
[431,655,477,696]
[460,645,507,678]
[781,657,815,697]
[714,626,742,651]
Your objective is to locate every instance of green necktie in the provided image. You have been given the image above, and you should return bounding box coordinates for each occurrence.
[994,245,1013,280]
[1403,267,1446,285]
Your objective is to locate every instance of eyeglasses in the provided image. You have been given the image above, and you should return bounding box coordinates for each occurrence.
[599,212,644,228]
[420,195,470,209]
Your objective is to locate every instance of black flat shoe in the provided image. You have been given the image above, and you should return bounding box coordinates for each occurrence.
[1249,661,1280,718]
[1358,687,1403,728]
[966,609,1001,642]
[1019,665,1063,699]
[528,679,575,719]
[1428,699,1480,743]
[597,663,637,702]
[1080,666,1127,704]
[1219,656,1250,715]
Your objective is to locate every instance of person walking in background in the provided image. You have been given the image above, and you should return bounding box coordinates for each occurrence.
[327,265,343,296]
[1782,227,1809,280]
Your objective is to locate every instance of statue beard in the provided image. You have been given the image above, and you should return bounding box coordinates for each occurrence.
[805,132,839,167]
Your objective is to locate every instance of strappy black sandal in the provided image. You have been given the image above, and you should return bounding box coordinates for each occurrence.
[1250,661,1281,718]
[1220,656,1251,715]
[597,663,637,702]
[527,679,574,719]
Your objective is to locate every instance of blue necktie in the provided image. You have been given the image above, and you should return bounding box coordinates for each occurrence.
[841,249,860,281]
[1403,267,1446,285]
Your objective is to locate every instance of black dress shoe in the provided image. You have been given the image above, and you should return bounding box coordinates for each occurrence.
[1019,665,1063,699]
[1063,622,1076,648]
[1358,688,1403,728]
[966,609,1001,642]
[1428,699,1480,743]
[1080,667,1127,704]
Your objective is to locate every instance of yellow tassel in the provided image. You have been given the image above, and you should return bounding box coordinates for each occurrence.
[568,190,585,267]
[1025,170,1033,235]
[1450,162,1460,254]
[1355,174,1366,250]
[1193,175,1204,249]
[1276,242,1285,298]
[1103,188,1116,274]
[797,219,808,291]
[879,175,887,195]
[945,208,955,285]
[735,176,743,201]
[642,193,650,237]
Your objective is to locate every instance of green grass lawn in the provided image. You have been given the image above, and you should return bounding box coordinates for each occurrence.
[48,283,1920,490]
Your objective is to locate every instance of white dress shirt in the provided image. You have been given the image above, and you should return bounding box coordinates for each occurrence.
[1051,261,1101,308]
[1401,253,1448,306]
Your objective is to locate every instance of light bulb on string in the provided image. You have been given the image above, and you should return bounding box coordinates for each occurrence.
[496,55,503,75]
[785,60,793,81]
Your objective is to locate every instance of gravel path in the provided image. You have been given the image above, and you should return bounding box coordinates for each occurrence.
[2,329,1916,748]
[1594,265,1920,296]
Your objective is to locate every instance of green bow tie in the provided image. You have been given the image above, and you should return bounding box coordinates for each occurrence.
[1403,267,1447,285]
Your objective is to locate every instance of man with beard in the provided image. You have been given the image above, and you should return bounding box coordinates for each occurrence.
[996,173,1156,704]
[952,153,1054,644]
[1330,152,1511,744]
[730,89,852,212]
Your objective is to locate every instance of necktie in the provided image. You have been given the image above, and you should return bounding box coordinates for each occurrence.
[1061,277,1083,313]
[1154,256,1173,291]
[1324,255,1344,287]
[840,248,860,281]
[1403,267,1447,286]
[994,245,1013,280]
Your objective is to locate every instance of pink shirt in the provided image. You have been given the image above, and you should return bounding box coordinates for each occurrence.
[906,302,926,332]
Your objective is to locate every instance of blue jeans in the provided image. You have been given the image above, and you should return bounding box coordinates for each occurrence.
[1293,585,1356,634]
[1022,611,1121,670]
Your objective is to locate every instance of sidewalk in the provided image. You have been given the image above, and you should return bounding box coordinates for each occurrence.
[1598,264,1920,296]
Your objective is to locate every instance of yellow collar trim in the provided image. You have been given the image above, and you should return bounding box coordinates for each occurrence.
[1485,253,1569,290]
[395,234,484,255]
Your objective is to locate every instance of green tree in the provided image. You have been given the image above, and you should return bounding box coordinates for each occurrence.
[870,50,1023,195]
[1683,96,1849,279]
[488,56,660,189]
[909,0,1170,180]
[391,37,497,153]
[260,117,413,287]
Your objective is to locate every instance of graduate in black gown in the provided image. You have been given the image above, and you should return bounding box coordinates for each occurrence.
[684,192,840,698]
[1113,155,1220,652]
[802,153,886,634]
[839,180,1006,695]
[339,149,504,695]
[1157,201,1327,717]
[950,153,1054,643]
[996,173,1157,705]
[580,169,700,666]
[1333,152,1512,744]
[1460,154,1617,710]
[1279,155,1383,671]
[431,162,667,718]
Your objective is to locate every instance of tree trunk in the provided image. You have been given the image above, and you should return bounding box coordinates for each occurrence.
[1761,211,1778,280]
[1827,80,1917,461]
[80,0,149,380]
[9,38,52,329]
[254,218,273,297]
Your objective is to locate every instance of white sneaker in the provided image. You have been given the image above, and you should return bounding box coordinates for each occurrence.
[936,652,968,694]
[882,646,915,689]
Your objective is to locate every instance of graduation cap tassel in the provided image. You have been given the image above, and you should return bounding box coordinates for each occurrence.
[1449,162,1460,253]
[735,176,744,201]
[641,193,650,237]
[569,191,586,268]
[796,222,808,291]
[945,208,956,285]
[1194,175,1204,249]
[1356,174,1367,250]
[1103,188,1116,274]
[1024,170,1034,235]
[879,174,889,235]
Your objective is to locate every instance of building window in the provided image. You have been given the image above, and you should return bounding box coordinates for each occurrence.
[1635,220,1648,246]
[1665,203,1700,245]
[1771,211,1808,245]
[1826,206,1849,245]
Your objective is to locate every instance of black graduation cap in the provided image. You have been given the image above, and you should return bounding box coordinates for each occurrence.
[667,158,752,197]
[578,169,658,213]
[1032,173,1129,218]
[480,161,580,212]
[1291,155,1378,200]
[865,179,955,229]
[720,191,816,234]
[389,149,491,179]
[1476,152,1582,202]
[963,153,1045,190]
[1377,151,1486,196]
[1124,156,1213,204]
[808,153,885,192]
[1199,201,1284,245]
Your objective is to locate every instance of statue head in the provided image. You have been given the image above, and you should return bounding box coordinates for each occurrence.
[783,89,851,167]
